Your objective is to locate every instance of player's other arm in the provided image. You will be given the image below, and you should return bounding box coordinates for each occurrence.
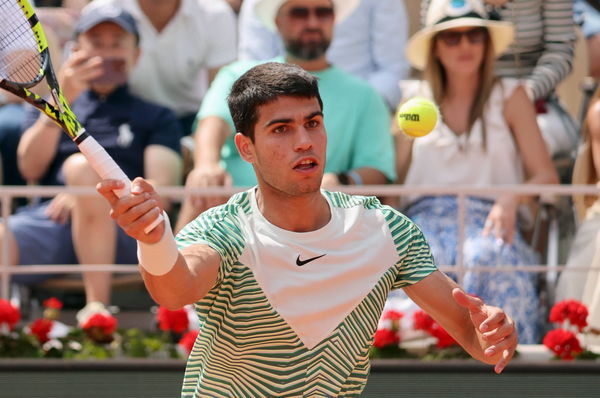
[97,177,219,309]
[403,270,518,374]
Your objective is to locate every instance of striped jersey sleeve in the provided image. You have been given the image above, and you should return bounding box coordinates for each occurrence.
[175,192,250,284]
[383,206,437,289]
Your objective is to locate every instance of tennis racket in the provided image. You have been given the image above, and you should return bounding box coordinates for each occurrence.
[0,0,161,233]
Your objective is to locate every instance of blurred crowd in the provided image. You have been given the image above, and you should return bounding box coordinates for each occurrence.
[2,0,600,344]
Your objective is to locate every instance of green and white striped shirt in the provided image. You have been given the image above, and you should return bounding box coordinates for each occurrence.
[176,189,436,397]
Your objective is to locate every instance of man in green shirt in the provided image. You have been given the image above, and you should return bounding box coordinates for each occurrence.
[98,61,518,398]
[175,0,396,231]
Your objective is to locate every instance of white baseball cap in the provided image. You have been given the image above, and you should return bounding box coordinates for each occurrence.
[255,0,360,32]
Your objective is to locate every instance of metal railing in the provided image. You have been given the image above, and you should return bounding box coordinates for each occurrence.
[1,183,600,300]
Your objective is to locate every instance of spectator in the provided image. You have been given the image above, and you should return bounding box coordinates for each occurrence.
[84,0,238,136]
[238,0,410,108]
[395,0,559,343]
[176,0,396,231]
[1,5,182,324]
[556,85,600,334]
[575,0,600,80]
[422,0,578,159]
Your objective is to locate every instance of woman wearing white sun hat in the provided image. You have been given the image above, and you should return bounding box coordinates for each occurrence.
[392,0,559,344]
[420,0,578,159]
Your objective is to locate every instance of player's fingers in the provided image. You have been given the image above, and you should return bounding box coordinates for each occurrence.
[117,195,160,226]
[121,206,164,242]
[482,315,514,343]
[452,288,484,312]
[96,179,124,205]
[494,348,514,374]
[479,307,507,330]
[131,177,156,195]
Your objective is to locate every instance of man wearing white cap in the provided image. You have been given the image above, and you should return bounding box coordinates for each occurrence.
[176,0,396,231]
[238,0,410,109]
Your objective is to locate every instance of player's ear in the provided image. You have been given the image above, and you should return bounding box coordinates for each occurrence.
[235,132,255,164]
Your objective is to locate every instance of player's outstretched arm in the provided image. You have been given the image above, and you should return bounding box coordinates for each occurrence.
[97,177,220,309]
[404,271,518,374]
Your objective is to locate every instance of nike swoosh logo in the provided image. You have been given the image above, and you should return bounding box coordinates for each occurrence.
[296,254,326,266]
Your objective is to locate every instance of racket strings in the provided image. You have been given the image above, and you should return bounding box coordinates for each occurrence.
[0,0,44,85]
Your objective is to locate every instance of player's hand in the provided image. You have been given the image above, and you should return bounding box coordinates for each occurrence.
[59,48,103,103]
[45,193,75,224]
[483,194,518,244]
[96,177,165,243]
[184,164,232,211]
[452,288,517,374]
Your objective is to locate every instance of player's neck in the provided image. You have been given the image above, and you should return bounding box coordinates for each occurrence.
[285,55,330,72]
[255,188,331,233]
[138,0,181,33]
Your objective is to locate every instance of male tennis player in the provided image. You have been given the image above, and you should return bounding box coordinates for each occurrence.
[98,62,518,397]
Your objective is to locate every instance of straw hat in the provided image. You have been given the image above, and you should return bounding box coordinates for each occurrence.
[406,0,514,70]
[255,0,360,32]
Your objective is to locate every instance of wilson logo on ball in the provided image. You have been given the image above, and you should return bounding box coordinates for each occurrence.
[399,113,420,121]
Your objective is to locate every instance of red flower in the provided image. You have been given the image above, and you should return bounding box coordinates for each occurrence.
[373,328,400,349]
[0,299,20,331]
[413,310,434,332]
[412,309,457,348]
[178,329,199,357]
[429,324,458,348]
[157,307,189,334]
[82,313,118,336]
[549,299,588,331]
[43,297,63,310]
[382,310,404,322]
[543,329,583,360]
[30,318,53,343]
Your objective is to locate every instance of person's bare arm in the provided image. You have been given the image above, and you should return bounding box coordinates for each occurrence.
[18,47,102,180]
[97,178,220,309]
[483,85,560,243]
[404,271,518,374]
[586,100,600,178]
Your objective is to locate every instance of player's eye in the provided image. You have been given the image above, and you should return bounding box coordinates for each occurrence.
[306,119,320,129]
[273,125,288,134]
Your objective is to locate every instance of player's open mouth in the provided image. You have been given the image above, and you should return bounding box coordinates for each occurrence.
[293,158,318,171]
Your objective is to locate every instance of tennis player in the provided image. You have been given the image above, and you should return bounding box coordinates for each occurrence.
[97,62,518,397]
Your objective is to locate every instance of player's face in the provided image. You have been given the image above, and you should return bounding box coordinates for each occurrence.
[236,96,327,197]
[434,27,487,76]
[276,0,334,61]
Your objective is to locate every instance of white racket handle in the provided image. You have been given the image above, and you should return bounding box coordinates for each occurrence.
[77,134,163,234]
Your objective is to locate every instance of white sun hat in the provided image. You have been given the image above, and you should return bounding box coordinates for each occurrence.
[255,0,360,32]
[406,0,515,70]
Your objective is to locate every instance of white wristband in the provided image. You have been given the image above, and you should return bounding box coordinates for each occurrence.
[136,211,179,276]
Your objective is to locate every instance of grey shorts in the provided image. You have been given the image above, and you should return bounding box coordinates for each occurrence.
[8,202,137,284]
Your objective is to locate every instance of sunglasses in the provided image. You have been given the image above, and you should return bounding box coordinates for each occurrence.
[435,27,488,47]
[287,6,335,20]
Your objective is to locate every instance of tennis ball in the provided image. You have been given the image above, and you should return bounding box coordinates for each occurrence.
[396,97,439,137]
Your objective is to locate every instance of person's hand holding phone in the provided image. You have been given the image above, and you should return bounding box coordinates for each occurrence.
[59,46,126,102]
[58,47,104,102]
[91,57,127,86]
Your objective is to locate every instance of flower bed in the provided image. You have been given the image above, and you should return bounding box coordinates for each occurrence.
[1,297,599,361]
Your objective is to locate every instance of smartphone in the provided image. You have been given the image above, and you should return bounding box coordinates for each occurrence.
[91,58,127,86]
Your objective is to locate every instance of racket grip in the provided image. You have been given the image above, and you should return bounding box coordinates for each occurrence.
[77,135,163,234]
